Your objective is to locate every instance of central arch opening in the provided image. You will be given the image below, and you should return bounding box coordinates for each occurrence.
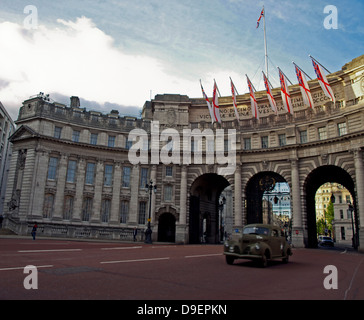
[189,173,230,244]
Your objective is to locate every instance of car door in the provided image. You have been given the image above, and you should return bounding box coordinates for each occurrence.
[270,228,281,257]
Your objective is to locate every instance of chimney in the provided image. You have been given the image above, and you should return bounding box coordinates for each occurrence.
[70,96,80,108]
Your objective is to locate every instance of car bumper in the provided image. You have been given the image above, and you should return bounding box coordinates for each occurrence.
[223,252,263,260]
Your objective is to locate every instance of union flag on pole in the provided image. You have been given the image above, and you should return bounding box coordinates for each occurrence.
[212,80,222,124]
[279,68,294,115]
[256,8,264,29]
[263,71,277,115]
[246,75,259,119]
[295,65,314,109]
[311,58,336,104]
[230,78,240,121]
[200,80,215,124]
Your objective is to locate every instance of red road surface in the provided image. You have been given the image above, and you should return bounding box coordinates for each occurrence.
[0,238,363,300]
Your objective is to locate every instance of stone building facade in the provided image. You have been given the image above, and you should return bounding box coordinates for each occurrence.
[3,55,364,251]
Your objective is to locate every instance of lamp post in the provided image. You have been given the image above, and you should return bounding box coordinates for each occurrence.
[145,180,157,244]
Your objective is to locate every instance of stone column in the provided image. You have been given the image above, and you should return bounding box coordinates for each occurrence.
[92,161,104,223]
[53,154,68,220]
[234,164,242,227]
[72,158,85,222]
[176,165,188,243]
[128,165,140,224]
[110,163,122,225]
[150,165,157,223]
[353,149,364,253]
[291,159,305,248]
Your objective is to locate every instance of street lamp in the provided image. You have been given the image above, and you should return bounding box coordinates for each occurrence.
[145,180,157,244]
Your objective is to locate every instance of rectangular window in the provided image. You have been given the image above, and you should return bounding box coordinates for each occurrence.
[164,185,173,202]
[278,134,286,147]
[125,138,133,150]
[82,197,93,221]
[90,133,98,145]
[63,196,74,220]
[120,201,129,224]
[138,201,147,225]
[104,164,113,186]
[54,126,62,139]
[140,168,149,188]
[85,162,95,185]
[165,166,173,177]
[101,199,111,223]
[47,157,58,180]
[66,160,77,183]
[261,136,269,149]
[318,127,327,140]
[122,167,131,188]
[300,130,307,143]
[244,138,251,150]
[72,130,80,142]
[338,122,347,136]
[43,194,54,219]
[341,227,346,240]
[108,135,115,147]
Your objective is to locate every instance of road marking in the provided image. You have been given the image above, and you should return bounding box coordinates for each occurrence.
[100,257,170,264]
[344,256,364,300]
[185,253,222,258]
[17,249,82,253]
[0,265,53,271]
[100,246,142,250]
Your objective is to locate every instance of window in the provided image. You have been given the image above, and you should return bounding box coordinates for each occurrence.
[338,122,347,136]
[164,185,173,202]
[82,197,93,221]
[47,157,58,180]
[85,162,95,185]
[108,135,115,147]
[122,167,131,188]
[165,166,173,177]
[72,130,80,142]
[101,199,111,223]
[120,201,129,224]
[278,134,286,146]
[140,168,149,188]
[341,227,346,240]
[261,136,268,149]
[64,196,74,220]
[43,194,54,218]
[244,138,251,150]
[54,126,62,139]
[90,133,98,145]
[66,160,77,183]
[138,201,147,225]
[300,130,307,143]
[104,164,113,186]
[318,127,327,140]
[125,138,133,150]
[340,209,344,219]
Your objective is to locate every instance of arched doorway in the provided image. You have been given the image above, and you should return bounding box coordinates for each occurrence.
[304,165,357,248]
[245,172,290,225]
[158,213,176,243]
[189,173,230,244]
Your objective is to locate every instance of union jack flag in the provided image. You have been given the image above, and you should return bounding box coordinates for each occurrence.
[256,8,264,29]
[279,68,294,115]
[246,75,259,119]
[263,71,277,115]
[295,65,314,109]
[311,59,336,104]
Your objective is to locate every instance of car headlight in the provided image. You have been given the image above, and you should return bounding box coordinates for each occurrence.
[255,243,260,251]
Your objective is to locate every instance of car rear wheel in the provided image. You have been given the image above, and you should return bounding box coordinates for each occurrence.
[226,255,235,265]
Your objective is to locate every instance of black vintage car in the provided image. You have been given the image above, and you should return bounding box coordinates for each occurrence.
[223,224,292,267]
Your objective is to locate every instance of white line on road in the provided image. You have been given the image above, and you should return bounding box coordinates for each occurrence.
[0,265,54,271]
[185,253,222,258]
[17,249,82,253]
[100,246,142,250]
[100,257,170,264]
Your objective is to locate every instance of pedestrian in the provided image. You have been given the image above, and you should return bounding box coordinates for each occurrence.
[31,223,37,240]
[133,227,137,242]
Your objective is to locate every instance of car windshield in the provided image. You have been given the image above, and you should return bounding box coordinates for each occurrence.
[243,227,269,235]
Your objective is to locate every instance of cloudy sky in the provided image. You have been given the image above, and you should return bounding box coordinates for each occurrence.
[0,0,363,121]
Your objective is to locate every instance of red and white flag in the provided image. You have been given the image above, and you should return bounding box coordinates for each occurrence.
[311,58,336,104]
[246,75,259,119]
[295,65,314,109]
[200,80,215,124]
[279,68,294,115]
[230,78,240,121]
[263,71,277,115]
[256,8,264,29]
[212,80,222,124]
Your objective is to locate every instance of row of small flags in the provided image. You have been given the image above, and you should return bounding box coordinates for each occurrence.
[200,57,336,124]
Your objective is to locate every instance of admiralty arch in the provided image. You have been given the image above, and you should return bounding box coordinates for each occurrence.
[3,55,364,252]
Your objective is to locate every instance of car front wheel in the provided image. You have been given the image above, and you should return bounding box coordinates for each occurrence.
[226,255,235,265]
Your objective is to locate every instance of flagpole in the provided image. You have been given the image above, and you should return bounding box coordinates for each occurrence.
[292,61,313,80]
[263,5,268,80]
[277,67,294,85]
[309,55,332,74]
